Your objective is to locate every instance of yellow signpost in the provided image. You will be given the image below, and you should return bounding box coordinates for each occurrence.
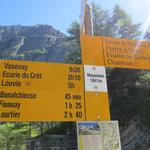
[80,34,150,122]
[81,35,110,121]
[80,2,111,122]
[0,60,85,121]
[0,59,110,121]
[79,1,150,149]
[3,1,150,122]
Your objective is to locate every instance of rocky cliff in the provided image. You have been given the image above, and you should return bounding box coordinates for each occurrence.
[0,25,74,62]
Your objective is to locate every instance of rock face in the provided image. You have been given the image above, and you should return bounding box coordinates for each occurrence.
[120,117,150,150]
[0,25,74,62]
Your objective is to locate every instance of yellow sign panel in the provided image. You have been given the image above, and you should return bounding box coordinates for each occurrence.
[0,89,85,121]
[81,35,104,65]
[81,36,111,121]
[103,37,150,69]
[0,60,110,121]
[85,92,110,120]
[0,60,83,91]
[81,35,150,70]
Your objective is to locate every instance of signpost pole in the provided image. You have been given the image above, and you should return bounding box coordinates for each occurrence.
[80,0,111,121]
[85,4,94,35]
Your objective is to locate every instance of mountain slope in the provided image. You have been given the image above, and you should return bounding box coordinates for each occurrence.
[0,25,75,62]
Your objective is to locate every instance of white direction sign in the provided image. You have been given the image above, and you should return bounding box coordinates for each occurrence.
[84,65,108,92]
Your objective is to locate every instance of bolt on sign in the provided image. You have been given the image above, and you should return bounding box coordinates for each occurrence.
[0,59,110,121]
